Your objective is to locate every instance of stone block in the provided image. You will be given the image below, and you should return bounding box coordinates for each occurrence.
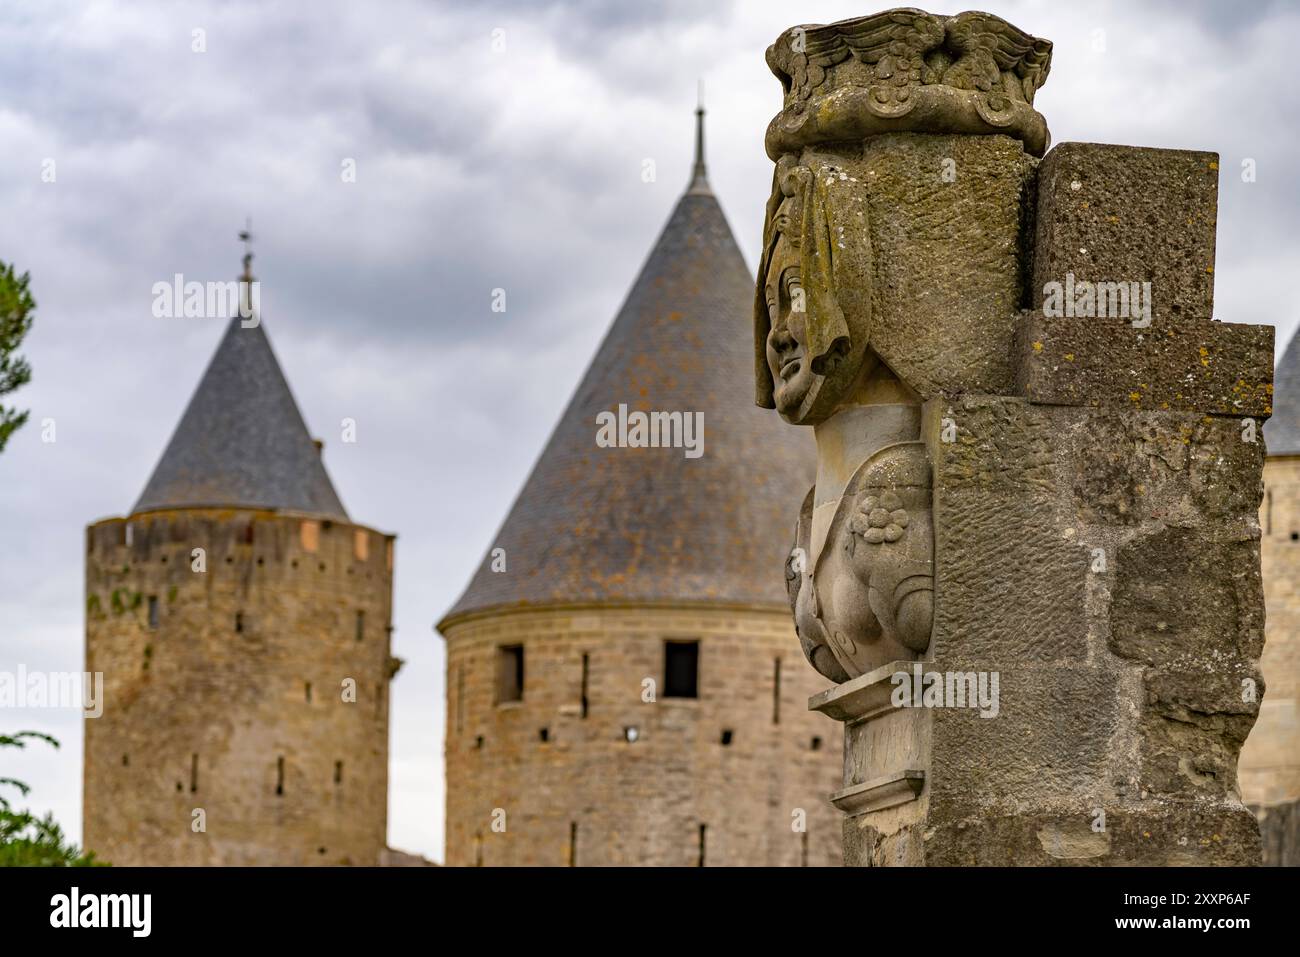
[1017,313,1273,416]
[1110,527,1265,668]
[1033,142,1220,322]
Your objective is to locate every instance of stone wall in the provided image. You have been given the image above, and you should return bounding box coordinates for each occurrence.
[1241,454,1300,864]
[442,605,843,866]
[83,508,395,866]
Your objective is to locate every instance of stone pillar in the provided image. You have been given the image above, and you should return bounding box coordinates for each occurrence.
[755,9,1273,865]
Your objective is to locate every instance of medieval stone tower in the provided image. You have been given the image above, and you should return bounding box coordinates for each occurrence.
[437,109,843,866]
[1242,327,1300,864]
[83,284,396,866]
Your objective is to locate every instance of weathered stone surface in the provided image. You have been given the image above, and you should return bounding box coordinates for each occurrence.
[923,804,1262,866]
[1252,797,1300,866]
[1017,313,1273,416]
[764,10,1053,160]
[928,666,1118,803]
[1068,410,1265,527]
[1110,527,1264,668]
[1033,142,1220,322]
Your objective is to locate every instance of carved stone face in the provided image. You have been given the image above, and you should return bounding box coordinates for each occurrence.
[763,231,817,419]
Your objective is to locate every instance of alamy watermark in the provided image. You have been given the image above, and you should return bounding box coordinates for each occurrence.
[0,665,103,718]
[1042,272,1152,327]
[151,275,260,327]
[595,403,704,459]
[891,663,999,718]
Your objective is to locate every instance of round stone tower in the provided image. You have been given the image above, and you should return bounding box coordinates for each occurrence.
[83,304,396,866]
[437,108,843,866]
[1242,328,1300,863]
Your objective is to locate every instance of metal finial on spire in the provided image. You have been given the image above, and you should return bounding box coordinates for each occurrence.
[238,218,254,282]
[688,81,710,195]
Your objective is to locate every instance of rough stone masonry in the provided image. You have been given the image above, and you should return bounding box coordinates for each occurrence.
[754,8,1274,865]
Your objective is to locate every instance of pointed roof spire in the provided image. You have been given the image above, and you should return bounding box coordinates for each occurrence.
[238,218,254,283]
[440,110,814,625]
[1267,325,1300,455]
[132,233,347,519]
[688,81,710,195]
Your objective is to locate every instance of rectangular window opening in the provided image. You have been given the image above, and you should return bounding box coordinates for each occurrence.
[664,640,699,699]
[334,760,343,785]
[148,595,159,629]
[189,753,198,793]
[698,823,707,867]
[276,756,285,796]
[355,610,365,642]
[772,657,782,724]
[580,652,590,719]
[496,644,524,704]
[569,821,578,867]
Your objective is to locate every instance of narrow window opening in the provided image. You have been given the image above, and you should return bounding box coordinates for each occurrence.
[801,830,809,867]
[539,728,550,743]
[569,821,578,867]
[772,657,782,725]
[720,729,734,746]
[495,644,524,704]
[147,595,159,629]
[664,640,699,699]
[1291,531,1298,542]
[235,611,244,633]
[698,824,707,867]
[276,756,285,796]
[189,753,198,793]
[121,754,129,767]
[124,523,133,547]
[475,735,484,750]
[305,682,313,703]
[355,610,365,642]
[580,652,590,719]
[456,665,465,733]
[334,760,343,785]
[474,832,484,867]
[811,736,823,751]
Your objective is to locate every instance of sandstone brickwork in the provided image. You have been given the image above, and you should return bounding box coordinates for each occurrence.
[84,508,395,866]
[442,605,841,866]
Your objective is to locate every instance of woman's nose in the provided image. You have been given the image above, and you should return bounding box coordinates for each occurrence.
[769,323,796,351]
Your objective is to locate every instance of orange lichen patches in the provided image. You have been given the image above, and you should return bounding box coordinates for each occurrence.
[1208,160,1219,171]
[1206,265,1214,273]
[1063,353,1075,361]
[1107,215,1118,223]
[1129,392,1142,403]
[666,311,684,322]
[1032,340,1043,352]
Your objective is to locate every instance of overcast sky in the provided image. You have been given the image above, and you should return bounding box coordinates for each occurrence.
[0,0,1296,863]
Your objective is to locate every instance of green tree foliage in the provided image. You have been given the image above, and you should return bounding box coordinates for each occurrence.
[0,731,102,866]
[0,261,35,453]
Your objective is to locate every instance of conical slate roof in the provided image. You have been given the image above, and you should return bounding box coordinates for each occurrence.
[133,317,348,519]
[1266,325,1300,455]
[441,111,815,625]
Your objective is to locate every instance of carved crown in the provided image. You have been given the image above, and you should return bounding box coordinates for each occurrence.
[765,8,1053,158]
